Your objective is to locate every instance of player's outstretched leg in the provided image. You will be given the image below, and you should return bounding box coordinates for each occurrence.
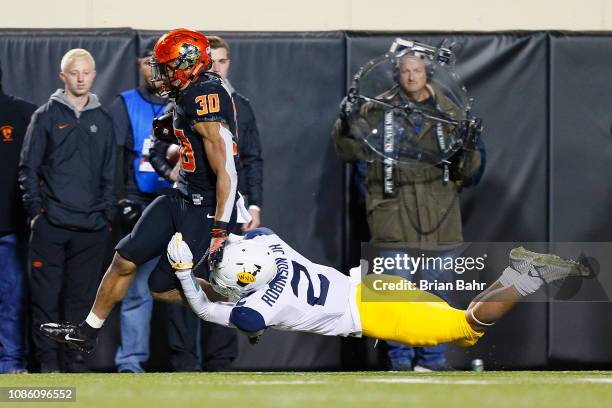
[466,248,590,330]
[358,248,590,349]
[39,253,137,353]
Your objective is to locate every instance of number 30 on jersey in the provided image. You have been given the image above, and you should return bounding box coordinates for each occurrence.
[195,94,220,116]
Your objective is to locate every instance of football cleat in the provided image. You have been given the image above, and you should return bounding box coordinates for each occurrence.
[509,247,591,283]
[39,323,97,353]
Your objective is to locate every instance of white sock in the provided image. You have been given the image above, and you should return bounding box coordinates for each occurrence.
[512,273,544,296]
[85,312,105,329]
[498,266,520,287]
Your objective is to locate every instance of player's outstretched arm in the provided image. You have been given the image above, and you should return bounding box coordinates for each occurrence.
[193,121,238,267]
[193,121,236,221]
[167,233,233,327]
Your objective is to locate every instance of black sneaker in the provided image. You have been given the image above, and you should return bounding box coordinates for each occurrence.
[39,323,97,353]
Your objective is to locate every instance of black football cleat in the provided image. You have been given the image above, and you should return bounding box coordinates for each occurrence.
[39,323,97,353]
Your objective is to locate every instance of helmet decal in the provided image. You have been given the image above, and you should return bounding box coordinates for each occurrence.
[176,43,201,70]
[236,264,261,287]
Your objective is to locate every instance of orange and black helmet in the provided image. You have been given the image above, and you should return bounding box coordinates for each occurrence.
[150,28,211,98]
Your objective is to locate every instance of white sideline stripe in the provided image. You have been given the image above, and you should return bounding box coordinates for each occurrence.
[236,380,327,385]
[360,378,500,385]
[360,377,612,385]
[575,378,612,384]
[222,378,612,386]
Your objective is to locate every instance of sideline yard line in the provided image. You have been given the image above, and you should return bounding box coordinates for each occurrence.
[575,378,612,384]
[233,380,328,385]
[195,376,612,386]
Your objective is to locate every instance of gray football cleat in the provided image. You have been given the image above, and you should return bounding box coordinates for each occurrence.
[509,246,591,283]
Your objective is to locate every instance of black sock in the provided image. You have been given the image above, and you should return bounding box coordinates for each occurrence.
[78,321,100,338]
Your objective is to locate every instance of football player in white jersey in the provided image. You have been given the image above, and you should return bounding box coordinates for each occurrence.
[167,228,590,347]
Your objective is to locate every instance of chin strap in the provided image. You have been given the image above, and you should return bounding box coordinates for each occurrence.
[179,62,205,92]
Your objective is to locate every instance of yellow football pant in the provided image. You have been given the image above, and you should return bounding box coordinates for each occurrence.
[356,284,483,347]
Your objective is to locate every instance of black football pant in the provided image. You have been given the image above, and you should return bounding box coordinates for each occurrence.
[116,190,237,371]
[29,216,109,372]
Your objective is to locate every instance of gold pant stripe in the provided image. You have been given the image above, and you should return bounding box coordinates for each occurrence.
[356,284,483,347]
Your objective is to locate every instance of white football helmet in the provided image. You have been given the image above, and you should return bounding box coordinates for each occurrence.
[210,240,277,301]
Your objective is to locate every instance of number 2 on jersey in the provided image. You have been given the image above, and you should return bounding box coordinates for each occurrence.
[174,128,196,172]
[290,261,329,306]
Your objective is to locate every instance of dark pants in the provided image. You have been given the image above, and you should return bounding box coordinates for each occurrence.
[29,215,108,371]
[201,322,238,371]
[381,247,454,370]
[166,304,202,371]
[0,233,28,372]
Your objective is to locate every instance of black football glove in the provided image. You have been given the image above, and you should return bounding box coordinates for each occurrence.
[248,334,261,345]
[339,87,361,129]
[246,329,265,345]
[118,199,142,229]
[457,117,483,151]
[448,118,483,182]
[208,221,228,270]
[152,111,175,143]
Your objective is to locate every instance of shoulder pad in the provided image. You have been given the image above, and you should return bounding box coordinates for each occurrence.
[244,227,275,240]
[230,306,266,334]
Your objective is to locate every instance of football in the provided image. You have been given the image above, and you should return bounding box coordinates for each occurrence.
[166,144,180,166]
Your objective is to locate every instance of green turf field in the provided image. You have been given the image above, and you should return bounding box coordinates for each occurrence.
[1,371,611,408]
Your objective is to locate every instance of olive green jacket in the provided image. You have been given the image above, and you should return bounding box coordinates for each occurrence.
[333,85,481,245]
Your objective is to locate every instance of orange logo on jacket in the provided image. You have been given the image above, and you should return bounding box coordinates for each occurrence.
[1,125,14,142]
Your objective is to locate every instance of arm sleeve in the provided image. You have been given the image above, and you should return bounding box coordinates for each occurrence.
[175,271,233,327]
[461,137,486,188]
[114,144,127,201]
[149,137,174,180]
[18,110,48,218]
[102,119,117,223]
[20,101,37,123]
[332,116,370,163]
[237,101,263,207]
[109,97,132,200]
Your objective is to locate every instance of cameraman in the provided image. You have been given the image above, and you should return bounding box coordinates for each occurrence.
[333,52,485,371]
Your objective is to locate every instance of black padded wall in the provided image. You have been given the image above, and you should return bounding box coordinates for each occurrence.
[0,28,136,107]
[548,33,612,366]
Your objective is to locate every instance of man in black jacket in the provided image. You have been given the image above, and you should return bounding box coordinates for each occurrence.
[19,49,115,372]
[0,63,37,374]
